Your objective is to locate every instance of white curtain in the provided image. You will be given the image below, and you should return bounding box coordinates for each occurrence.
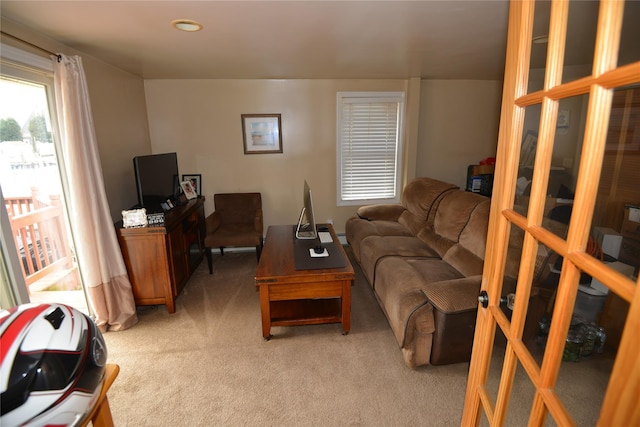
[52,54,138,332]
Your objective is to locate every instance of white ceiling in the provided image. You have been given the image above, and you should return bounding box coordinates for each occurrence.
[1,1,638,81]
[1,1,511,80]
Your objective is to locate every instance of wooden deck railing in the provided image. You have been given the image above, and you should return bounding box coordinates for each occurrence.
[5,188,78,292]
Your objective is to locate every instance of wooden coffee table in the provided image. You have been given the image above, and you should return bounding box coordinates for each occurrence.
[255,224,354,340]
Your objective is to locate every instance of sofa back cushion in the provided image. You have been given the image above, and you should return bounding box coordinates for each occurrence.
[417,191,490,276]
[442,196,490,276]
[457,198,491,260]
[433,191,487,242]
[397,177,458,235]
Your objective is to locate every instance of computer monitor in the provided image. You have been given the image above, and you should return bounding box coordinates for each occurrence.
[296,180,317,240]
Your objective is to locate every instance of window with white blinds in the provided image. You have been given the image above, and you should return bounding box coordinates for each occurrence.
[336,92,404,206]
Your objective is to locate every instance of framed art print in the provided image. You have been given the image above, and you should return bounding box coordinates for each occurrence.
[241,114,283,154]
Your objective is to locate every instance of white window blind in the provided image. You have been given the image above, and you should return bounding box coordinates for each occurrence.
[337,92,404,205]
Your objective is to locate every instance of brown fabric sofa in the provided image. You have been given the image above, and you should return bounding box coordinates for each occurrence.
[345,177,491,368]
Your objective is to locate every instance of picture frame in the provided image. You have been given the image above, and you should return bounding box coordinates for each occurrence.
[182,174,201,196]
[180,180,198,200]
[241,114,283,154]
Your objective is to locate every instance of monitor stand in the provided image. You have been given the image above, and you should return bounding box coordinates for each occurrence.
[295,207,316,239]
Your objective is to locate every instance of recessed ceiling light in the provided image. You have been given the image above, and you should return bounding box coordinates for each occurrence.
[171,19,203,32]
[533,35,548,44]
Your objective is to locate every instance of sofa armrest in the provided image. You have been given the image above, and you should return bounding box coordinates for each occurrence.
[421,276,483,314]
[356,204,406,221]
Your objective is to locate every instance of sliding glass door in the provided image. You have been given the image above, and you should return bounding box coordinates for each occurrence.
[0,54,89,313]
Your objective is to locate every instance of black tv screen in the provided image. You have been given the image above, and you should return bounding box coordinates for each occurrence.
[133,152,180,212]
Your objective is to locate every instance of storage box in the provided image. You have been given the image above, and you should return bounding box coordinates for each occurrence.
[590,261,635,294]
[621,205,640,240]
[592,226,623,258]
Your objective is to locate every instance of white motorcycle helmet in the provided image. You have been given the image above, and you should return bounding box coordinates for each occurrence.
[0,303,107,426]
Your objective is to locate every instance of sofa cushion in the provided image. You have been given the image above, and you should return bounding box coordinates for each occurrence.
[457,199,491,260]
[345,217,413,262]
[399,178,458,235]
[405,258,465,284]
[434,191,488,242]
[401,177,458,220]
[416,225,456,258]
[443,246,484,277]
[359,235,439,286]
[415,193,489,259]
[374,257,435,347]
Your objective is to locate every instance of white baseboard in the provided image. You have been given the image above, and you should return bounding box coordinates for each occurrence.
[210,247,255,255]
[336,233,347,245]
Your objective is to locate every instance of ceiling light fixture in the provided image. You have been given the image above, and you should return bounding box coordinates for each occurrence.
[171,19,203,32]
[532,35,548,44]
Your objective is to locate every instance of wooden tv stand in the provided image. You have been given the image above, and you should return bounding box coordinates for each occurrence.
[116,197,205,313]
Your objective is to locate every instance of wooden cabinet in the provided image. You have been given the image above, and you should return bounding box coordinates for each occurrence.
[116,198,205,313]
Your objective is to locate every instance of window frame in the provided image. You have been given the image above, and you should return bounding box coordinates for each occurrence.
[336,91,405,206]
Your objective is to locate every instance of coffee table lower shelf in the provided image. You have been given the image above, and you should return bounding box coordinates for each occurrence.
[269,298,342,327]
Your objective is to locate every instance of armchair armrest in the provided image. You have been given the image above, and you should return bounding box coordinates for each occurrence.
[254,208,264,232]
[356,204,406,221]
[205,211,221,233]
[421,276,483,314]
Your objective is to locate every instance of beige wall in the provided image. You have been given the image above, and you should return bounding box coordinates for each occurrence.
[2,18,504,232]
[416,80,502,189]
[1,18,152,221]
[81,61,152,218]
[144,79,414,234]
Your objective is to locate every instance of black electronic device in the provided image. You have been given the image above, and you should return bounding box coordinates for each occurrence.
[146,212,165,226]
[133,152,181,213]
[295,180,317,240]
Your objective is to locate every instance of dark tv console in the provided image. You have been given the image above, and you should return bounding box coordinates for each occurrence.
[116,197,205,313]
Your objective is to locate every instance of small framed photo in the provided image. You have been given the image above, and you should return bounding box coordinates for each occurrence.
[180,181,198,200]
[182,174,201,195]
[241,114,283,154]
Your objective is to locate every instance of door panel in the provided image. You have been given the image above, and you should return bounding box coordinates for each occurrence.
[463,0,640,425]
[0,57,89,313]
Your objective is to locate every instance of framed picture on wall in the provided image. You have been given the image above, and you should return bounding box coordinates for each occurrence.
[182,174,201,195]
[241,114,283,154]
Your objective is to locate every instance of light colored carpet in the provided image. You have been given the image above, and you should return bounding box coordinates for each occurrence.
[103,250,612,426]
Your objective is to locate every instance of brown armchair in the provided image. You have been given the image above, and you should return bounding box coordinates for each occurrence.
[204,193,263,274]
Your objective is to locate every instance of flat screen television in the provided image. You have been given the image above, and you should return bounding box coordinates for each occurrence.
[133,152,181,213]
[296,180,317,240]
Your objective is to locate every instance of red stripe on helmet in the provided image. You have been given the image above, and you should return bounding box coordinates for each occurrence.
[0,304,50,365]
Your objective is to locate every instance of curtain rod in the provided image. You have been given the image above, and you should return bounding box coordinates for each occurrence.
[1,30,61,62]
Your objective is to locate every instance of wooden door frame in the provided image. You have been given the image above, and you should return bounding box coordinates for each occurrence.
[462,0,640,425]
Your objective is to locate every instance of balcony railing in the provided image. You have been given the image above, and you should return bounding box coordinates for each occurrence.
[5,188,80,293]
